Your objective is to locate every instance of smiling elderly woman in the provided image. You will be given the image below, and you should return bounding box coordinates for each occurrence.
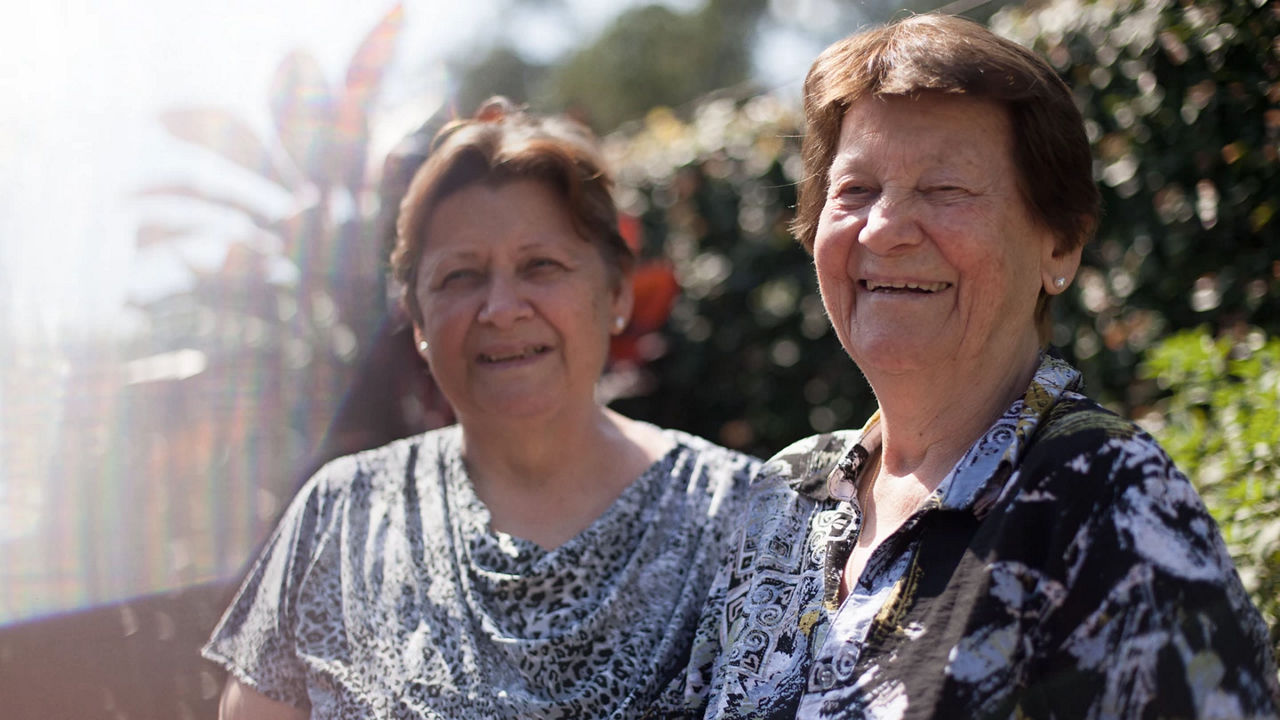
[201,99,758,719]
[658,14,1280,720]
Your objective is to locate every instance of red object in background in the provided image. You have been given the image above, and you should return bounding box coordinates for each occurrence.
[609,213,680,366]
[618,212,643,254]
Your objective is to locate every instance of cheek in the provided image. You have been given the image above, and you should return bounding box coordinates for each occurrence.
[418,302,471,347]
[957,242,1040,319]
[813,235,852,300]
[578,275,620,320]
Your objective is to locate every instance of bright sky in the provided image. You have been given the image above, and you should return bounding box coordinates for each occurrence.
[3,0,376,343]
[2,0,779,345]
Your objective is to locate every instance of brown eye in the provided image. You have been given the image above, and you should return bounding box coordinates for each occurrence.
[525,257,566,275]
[438,268,482,288]
[924,185,970,203]
[834,184,876,208]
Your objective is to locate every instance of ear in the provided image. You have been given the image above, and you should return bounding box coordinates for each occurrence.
[411,325,431,365]
[609,270,635,335]
[1041,235,1083,296]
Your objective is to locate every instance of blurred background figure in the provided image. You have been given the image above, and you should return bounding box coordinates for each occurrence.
[300,108,456,478]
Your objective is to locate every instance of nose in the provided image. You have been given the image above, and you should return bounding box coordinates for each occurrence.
[859,189,923,255]
[476,274,533,327]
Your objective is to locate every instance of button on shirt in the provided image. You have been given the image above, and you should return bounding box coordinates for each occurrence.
[796,413,1007,718]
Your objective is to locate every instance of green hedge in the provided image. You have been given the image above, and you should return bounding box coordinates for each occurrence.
[1141,328,1280,655]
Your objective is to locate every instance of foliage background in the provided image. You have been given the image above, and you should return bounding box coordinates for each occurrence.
[4,1,1276,716]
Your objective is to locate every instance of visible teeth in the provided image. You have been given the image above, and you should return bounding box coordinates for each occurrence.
[480,346,549,363]
[865,280,950,292]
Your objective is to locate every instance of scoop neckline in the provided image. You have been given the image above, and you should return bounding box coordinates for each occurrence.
[438,423,688,562]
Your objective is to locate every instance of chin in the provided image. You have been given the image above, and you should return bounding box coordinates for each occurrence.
[845,335,943,375]
[849,356,931,379]
[488,400,558,420]
[495,388,578,418]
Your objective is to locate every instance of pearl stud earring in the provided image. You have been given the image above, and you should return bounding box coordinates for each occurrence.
[417,340,429,352]
[613,317,627,332]
[1053,277,1066,289]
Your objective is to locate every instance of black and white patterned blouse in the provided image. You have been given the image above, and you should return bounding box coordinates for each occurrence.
[203,424,758,719]
[655,355,1280,719]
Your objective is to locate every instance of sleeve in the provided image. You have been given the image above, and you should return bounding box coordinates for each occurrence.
[643,510,738,719]
[1033,428,1280,718]
[642,446,756,719]
[645,435,837,719]
[201,463,345,710]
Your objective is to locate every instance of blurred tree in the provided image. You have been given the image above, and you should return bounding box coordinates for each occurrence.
[450,0,769,132]
[139,2,405,360]
[992,0,1280,411]
[451,46,549,117]
[547,0,768,131]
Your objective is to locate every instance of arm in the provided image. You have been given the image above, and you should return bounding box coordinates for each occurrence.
[219,677,309,720]
[203,467,341,715]
[1034,424,1280,716]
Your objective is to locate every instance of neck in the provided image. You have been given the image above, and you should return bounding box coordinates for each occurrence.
[458,403,615,487]
[867,344,1041,486]
[455,405,667,549]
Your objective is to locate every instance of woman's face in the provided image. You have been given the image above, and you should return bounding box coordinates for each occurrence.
[412,179,631,423]
[814,93,1067,380]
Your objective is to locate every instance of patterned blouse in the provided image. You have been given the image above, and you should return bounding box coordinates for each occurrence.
[203,424,758,719]
[655,355,1280,719]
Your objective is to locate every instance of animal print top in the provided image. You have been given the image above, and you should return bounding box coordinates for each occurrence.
[656,354,1280,719]
[203,424,758,719]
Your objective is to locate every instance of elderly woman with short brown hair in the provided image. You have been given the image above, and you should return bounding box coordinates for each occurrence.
[661,14,1280,719]
[202,99,758,719]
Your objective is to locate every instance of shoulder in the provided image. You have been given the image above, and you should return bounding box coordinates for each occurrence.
[318,425,459,487]
[970,395,1280,714]
[292,426,461,520]
[1020,393,1180,500]
[757,430,861,500]
[1016,394,1219,565]
[987,394,1256,620]
[1014,394,1275,654]
[634,427,757,517]
[665,426,760,465]
[656,426,762,481]
[1031,392,1149,449]
[1028,395,1214,517]
[705,431,858,569]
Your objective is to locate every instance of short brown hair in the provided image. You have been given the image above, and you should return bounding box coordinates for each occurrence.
[793,14,1100,337]
[390,98,632,327]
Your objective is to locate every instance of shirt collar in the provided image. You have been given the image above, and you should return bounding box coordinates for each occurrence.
[827,410,880,503]
[826,354,1082,518]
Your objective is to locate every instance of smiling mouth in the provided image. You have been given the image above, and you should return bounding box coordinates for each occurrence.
[478,345,551,364]
[861,280,952,293]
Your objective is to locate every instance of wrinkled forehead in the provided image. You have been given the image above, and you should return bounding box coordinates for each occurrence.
[831,93,1016,168]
